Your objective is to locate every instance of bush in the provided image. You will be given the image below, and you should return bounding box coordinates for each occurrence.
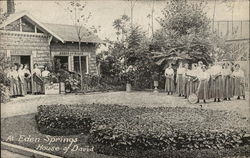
[35,104,250,157]
[0,84,10,103]
[35,104,93,135]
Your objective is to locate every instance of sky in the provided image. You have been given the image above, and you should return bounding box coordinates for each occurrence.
[0,0,249,41]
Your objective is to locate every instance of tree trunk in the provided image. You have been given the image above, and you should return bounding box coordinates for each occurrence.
[212,0,217,33]
[78,41,83,91]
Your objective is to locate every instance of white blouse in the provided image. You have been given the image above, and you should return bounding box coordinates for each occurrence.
[177,67,186,75]
[165,68,174,76]
[33,68,41,76]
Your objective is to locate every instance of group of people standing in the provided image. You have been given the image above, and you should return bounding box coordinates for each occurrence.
[164,61,246,103]
[7,63,50,97]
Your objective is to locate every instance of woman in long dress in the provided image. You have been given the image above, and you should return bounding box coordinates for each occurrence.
[23,64,31,94]
[176,62,186,97]
[32,63,43,94]
[185,63,196,98]
[210,61,223,102]
[7,66,17,97]
[222,63,233,100]
[164,63,175,95]
[196,65,210,103]
[232,64,245,100]
[183,63,189,98]
[18,64,26,96]
[191,64,199,94]
[13,64,21,96]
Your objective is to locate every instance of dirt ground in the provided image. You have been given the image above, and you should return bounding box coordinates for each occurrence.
[1,91,249,118]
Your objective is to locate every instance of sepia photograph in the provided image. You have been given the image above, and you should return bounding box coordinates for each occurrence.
[0,0,249,157]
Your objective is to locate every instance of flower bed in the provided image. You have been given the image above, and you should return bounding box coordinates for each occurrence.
[35,105,92,135]
[35,104,250,157]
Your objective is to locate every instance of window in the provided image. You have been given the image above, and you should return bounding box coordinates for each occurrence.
[73,56,87,74]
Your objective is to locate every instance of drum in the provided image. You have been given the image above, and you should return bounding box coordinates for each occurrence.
[188,93,198,104]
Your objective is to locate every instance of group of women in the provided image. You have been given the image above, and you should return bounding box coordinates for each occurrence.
[164,61,246,103]
[7,63,50,97]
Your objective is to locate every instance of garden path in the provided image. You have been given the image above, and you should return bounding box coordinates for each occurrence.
[1,91,249,118]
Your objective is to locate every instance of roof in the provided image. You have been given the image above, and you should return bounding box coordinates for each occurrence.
[42,23,103,43]
[0,11,103,44]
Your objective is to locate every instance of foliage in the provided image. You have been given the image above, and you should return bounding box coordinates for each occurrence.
[35,104,249,157]
[152,0,214,66]
[0,54,11,103]
[36,104,92,135]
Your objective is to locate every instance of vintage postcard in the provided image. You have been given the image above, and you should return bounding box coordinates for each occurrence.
[0,0,249,158]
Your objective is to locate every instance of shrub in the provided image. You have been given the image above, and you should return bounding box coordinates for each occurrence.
[35,104,250,157]
[35,104,93,135]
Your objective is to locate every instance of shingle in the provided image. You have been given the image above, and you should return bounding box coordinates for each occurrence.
[42,23,103,44]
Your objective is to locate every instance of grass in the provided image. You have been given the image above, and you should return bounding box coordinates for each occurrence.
[1,104,250,158]
[1,113,115,158]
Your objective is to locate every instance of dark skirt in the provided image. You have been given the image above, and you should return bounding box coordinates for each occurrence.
[25,78,32,93]
[186,79,191,97]
[176,74,184,95]
[19,77,26,95]
[197,80,209,100]
[234,77,245,96]
[10,78,18,96]
[223,76,233,98]
[192,79,199,94]
[211,76,223,99]
[32,75,44,94]
[165,77,175,92]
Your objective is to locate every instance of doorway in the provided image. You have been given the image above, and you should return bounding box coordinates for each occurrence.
[11,55,31,69]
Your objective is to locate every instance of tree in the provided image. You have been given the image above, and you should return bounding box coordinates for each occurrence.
[56,0,100,91]
[113,14,130,41]
[152,0,214,66]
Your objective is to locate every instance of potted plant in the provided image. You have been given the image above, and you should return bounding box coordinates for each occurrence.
[123,65,135,92]
[152,72,159,92]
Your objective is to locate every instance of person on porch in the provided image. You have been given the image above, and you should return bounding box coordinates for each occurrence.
[32,63,44,95]
[23,64,31,94]
[18,64,26,96]
[164,63,175,95]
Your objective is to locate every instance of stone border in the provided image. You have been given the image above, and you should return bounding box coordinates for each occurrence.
[1,141,62,158]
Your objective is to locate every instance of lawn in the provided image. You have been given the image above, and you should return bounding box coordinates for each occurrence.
[1,113,115,158]
[1,103,250,158]
[1,91,249,157]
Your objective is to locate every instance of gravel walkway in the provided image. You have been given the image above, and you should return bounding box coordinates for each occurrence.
[1,91,249,118]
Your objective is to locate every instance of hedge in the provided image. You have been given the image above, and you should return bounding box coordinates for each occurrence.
[36,105,92,135]
[35,104,250,157]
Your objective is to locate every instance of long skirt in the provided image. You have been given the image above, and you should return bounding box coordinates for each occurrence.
[10,78,18,96]
[25,78,32,93]
[19,77,27,95]
[176,74,184,95]
[186,79,191,97]
[211,76,223,99]
[165,77,175,92]
[32,79,44,94]
[15,78,21,96]
[234,77,245,96]
[208,78,213,99]
[231,77,235,96]
[223,76,233,98]
[192,79,199,94]
[183,77,188,97]
[197,80,209,100]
